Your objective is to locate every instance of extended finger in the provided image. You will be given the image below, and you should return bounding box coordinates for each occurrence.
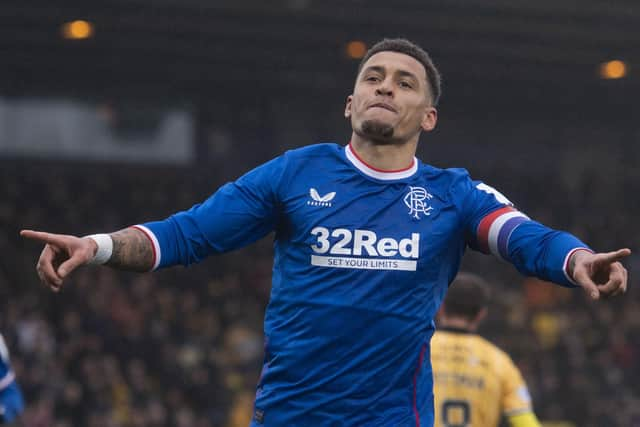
[20,230,68,247]
[37,245,63,288]
[594,248,632,266]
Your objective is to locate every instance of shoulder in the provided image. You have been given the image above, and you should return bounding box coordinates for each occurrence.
[476,335,509,358]
[243,143,342,184]
[282,142,343,161]
[475,336,520,375]
[415,164,477,207]
[417,164,474,189]
[419,164,515,214]
[418,163,470,179]
[277,143,345,179]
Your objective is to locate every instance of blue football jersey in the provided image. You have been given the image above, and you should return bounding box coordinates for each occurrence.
[140,143,588,426]
[0,334,24,424]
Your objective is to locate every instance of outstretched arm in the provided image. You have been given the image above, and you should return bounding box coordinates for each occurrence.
[494,219,630,296]
[22,152,288,292]
[460,178,631,296]
[20,227,154,292]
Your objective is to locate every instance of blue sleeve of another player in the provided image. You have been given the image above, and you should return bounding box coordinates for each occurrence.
[454,172,591,287]
[138,155,287,270]
[0,382,25,424]
[0,335,24,424]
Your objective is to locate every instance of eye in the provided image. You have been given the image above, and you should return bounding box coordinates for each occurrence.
[365,75,381,82]
[399,81,413,89]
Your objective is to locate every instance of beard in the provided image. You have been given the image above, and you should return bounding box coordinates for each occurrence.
[358,119,396,145]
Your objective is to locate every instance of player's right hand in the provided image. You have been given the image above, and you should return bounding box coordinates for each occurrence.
[20,230,98,292]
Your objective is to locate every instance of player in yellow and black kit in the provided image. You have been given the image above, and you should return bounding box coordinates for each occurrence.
[432,273,542,427]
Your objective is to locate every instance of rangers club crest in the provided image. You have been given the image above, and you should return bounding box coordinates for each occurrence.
[404,186,433,219]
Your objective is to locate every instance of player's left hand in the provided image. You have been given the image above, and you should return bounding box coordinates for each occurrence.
[569,248,631,300]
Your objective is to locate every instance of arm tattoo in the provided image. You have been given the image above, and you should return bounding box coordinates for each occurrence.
[106,227,154,272]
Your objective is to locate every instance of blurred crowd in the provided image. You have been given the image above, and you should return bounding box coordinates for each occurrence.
[1,135,638,426]
[1,161,271,427]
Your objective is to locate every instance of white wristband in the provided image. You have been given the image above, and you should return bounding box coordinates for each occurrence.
[85,234,113,265]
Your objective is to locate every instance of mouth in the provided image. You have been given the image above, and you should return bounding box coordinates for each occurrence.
[368,102,397,113]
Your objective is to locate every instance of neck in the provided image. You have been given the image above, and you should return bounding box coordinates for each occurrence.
[349,133,418,171]
[438,317,475,332]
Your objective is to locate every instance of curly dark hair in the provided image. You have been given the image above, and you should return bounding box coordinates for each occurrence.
[358,38,442,106]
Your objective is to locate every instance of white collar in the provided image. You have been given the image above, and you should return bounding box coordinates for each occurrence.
[345,143,418,180]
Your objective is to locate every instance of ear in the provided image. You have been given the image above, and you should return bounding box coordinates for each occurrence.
[420,106,438,132]
[344,95,353,118]
[470,307,488,331]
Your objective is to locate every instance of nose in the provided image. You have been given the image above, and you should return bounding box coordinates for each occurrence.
[375,78,393,97]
